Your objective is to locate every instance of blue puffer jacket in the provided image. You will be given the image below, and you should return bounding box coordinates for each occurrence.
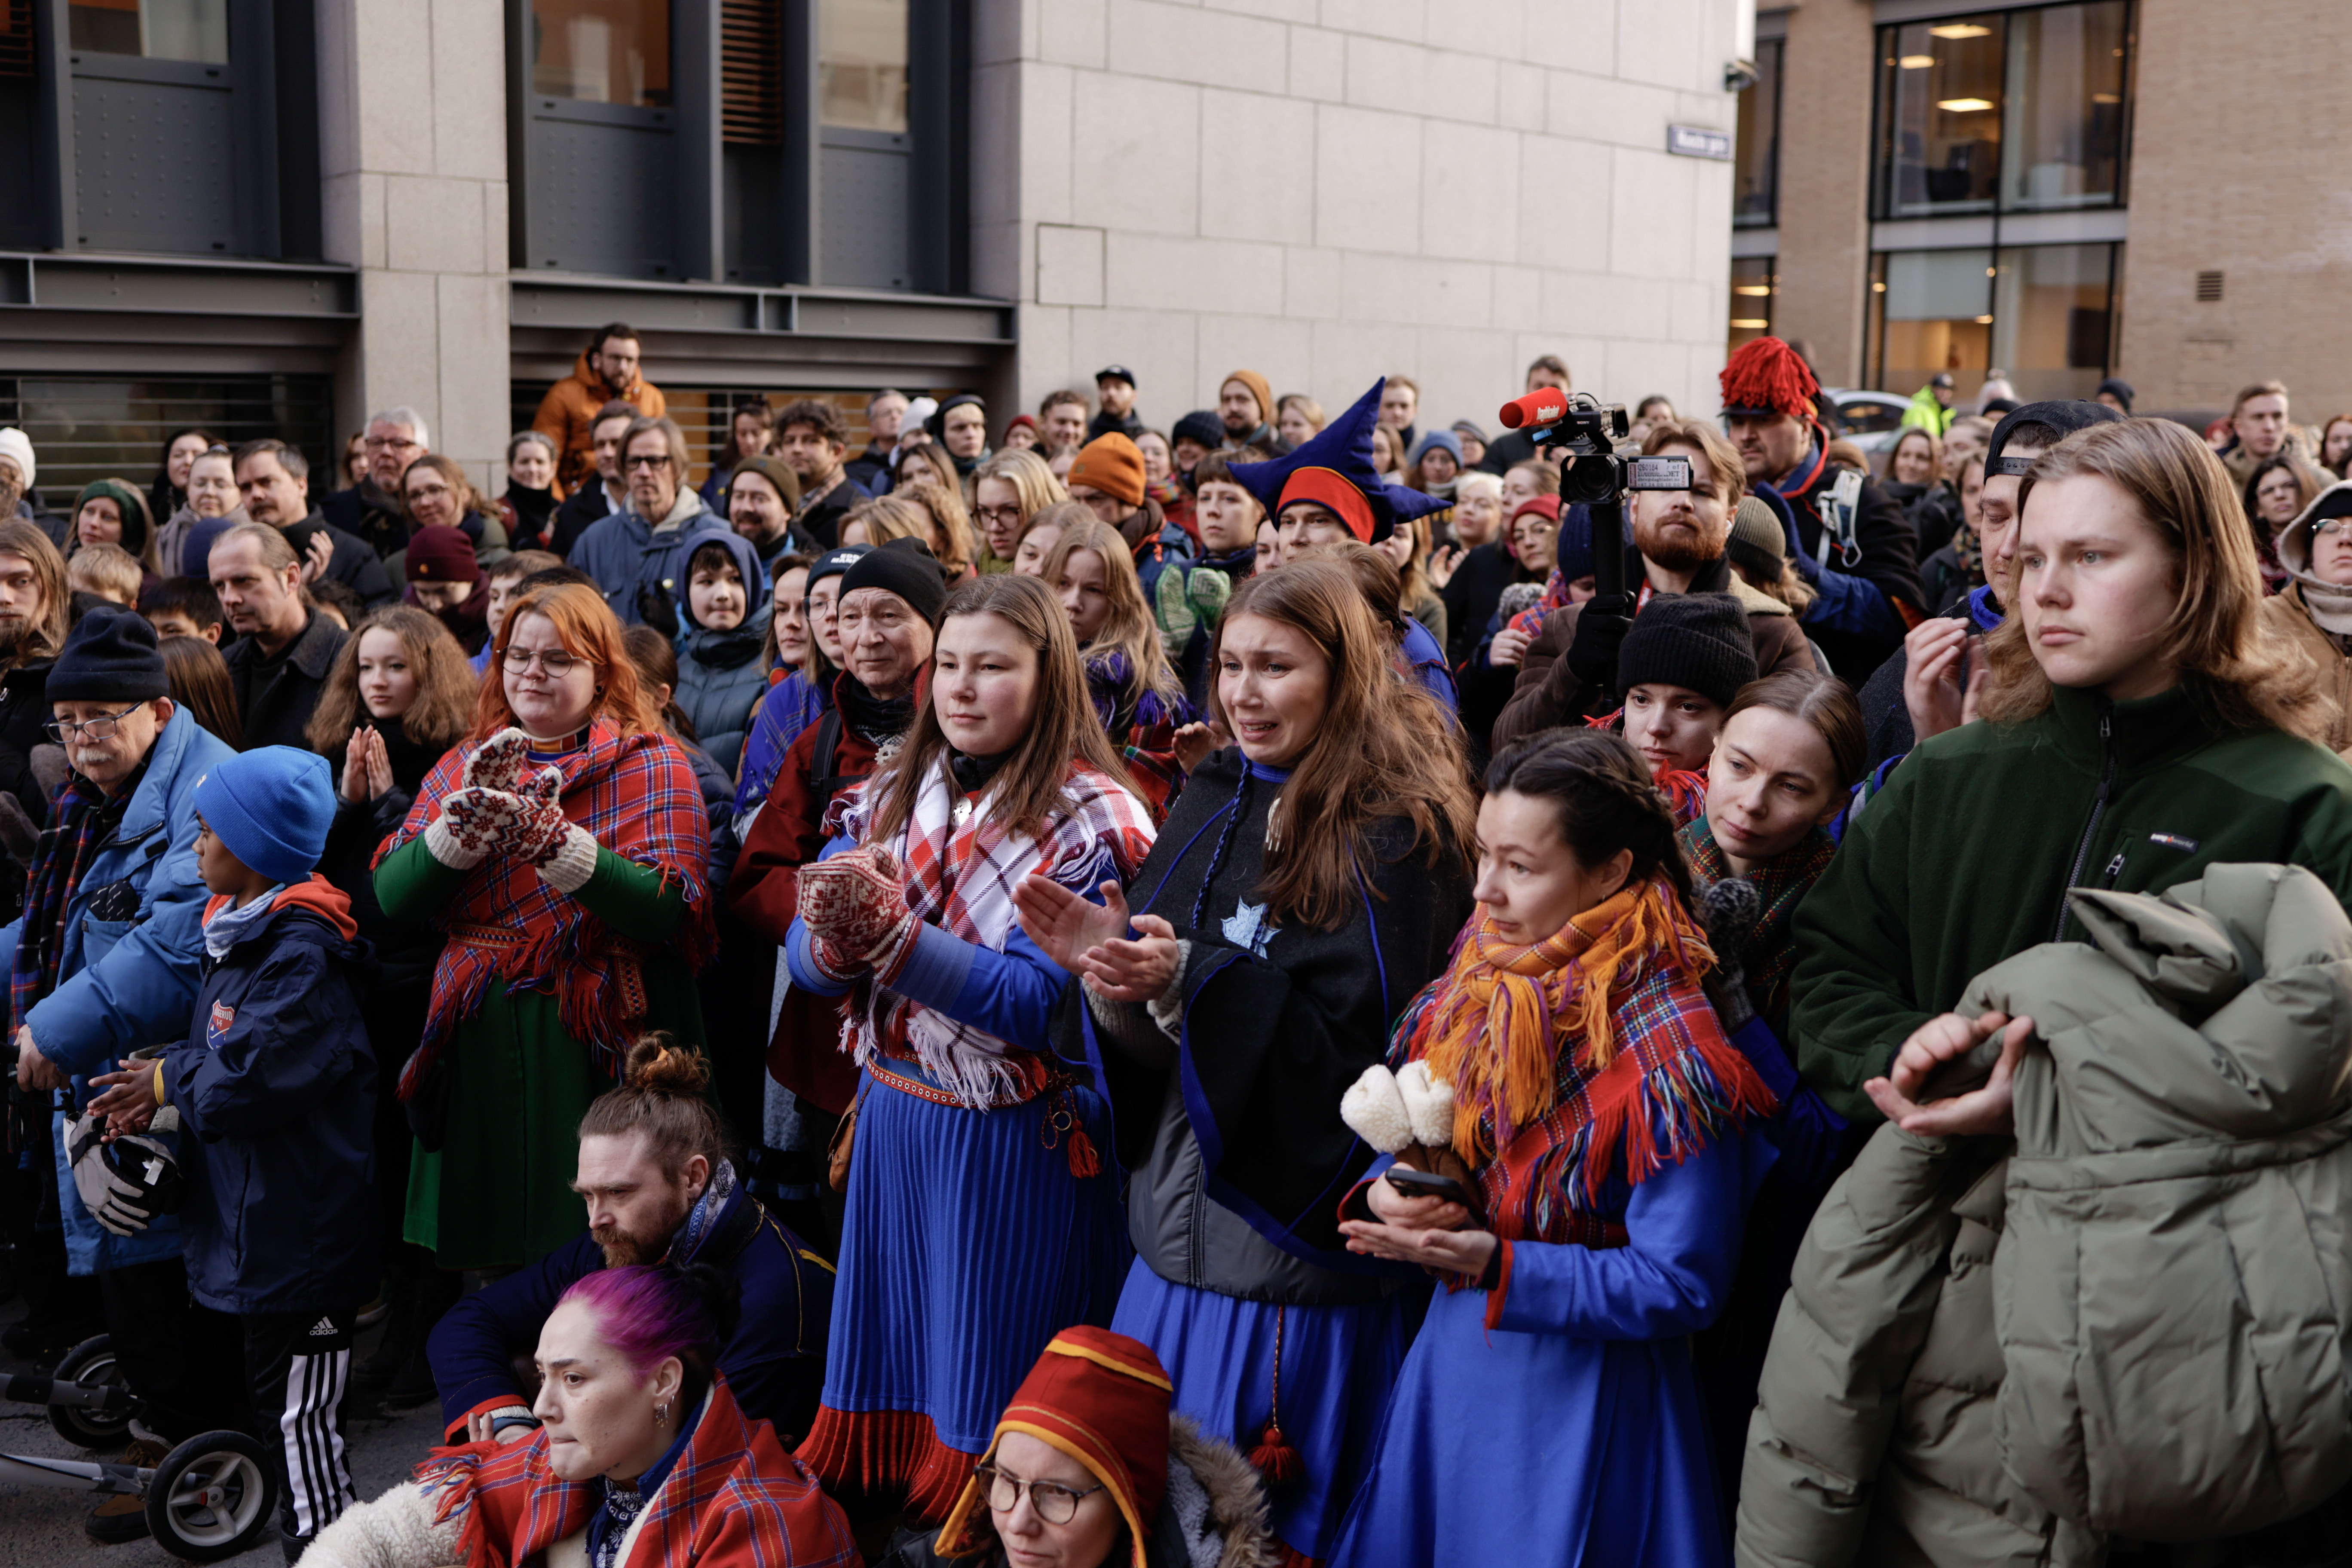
[675,530,773,778]
[0,706,236,1275]
[164,878,376,1317]
[426,1163,833,1443]
[567,489,734,627]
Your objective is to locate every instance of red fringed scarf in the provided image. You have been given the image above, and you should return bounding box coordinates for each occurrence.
[379,720,714,1099]
[413,1376,855,1568]
[1389,879,1773,1250]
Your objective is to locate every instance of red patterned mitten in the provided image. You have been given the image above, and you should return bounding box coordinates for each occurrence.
[798,847,910,956]
[463,727,534,795]
[426,787,524,868]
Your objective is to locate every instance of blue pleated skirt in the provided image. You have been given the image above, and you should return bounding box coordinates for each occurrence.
[799,1063,1131,1516]
[1112,1257,1415,1563]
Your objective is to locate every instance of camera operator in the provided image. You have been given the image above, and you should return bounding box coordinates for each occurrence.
[1721,337,1923,677]
[1493,420,1812,750]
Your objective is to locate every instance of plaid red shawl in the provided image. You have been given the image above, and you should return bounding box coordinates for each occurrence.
[1389,880,1771,1252]
[380,720,713,1099]
[414,1375,857,1568]
[826,756,1154,1109]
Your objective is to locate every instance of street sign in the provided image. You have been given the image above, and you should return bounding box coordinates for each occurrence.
[1667,124,1734,161]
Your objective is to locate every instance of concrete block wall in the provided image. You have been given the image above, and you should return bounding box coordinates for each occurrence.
[317,0,514,492]
[975,0,1746,438]
[2117,0,2352,416]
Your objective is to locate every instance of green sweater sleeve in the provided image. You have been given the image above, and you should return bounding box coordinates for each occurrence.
[1788,766,1938,1124]
[373,837,687,945]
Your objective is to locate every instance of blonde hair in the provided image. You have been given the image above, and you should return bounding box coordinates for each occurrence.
[1982,419,2333,742]
[1039,519,1183,717]
[67,542,141,606]
[896,479,976,575]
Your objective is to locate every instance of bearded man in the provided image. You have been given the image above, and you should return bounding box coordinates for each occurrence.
[421,1046,834,1445]
[1494,417,1817,748]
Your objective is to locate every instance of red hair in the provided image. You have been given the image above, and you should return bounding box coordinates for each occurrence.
[1720,337,1819,421]
[469,581,661,741]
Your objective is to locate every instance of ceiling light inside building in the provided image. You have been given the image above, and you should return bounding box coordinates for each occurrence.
[1974,315,1994,324]
[1938,97,1995,112]
[1730,319,1769,330]
[2092,92,2120,104]
[1734,285,1772,295]
[1929,23,1992,39]
[1900,54,1936,68]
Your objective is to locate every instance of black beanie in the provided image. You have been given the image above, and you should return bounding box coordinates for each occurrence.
[838,536,948,628]
[51,603,168,703]
[1615,592,1758,709]
[1984,399,2124,477]
[1173,410,1225,450]
[805,542,871,601]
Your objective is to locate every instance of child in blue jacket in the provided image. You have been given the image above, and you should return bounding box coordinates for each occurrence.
[90,745,375,1562]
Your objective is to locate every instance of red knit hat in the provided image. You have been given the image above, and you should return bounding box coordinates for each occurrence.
[934,1327,1172,1568]
[1719,336,1820,421]
[404,524,481,583]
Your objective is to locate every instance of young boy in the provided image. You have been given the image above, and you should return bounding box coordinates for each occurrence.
[470,548,563,674]
[87,745,374,1561]
[1158,448,1263,709]
[676,533,768,778]
[138,576,226,643]
[67,541,141,606]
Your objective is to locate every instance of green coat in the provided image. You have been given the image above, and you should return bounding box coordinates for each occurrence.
[1790,683,2352,1121]
[377,837,704,1271]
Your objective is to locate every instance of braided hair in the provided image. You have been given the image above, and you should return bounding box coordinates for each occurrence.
[1482,729,1693,909]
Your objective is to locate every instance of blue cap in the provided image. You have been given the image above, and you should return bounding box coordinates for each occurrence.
[193,747,335,887]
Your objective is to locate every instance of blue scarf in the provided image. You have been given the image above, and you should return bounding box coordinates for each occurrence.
[668,1157,736,1262]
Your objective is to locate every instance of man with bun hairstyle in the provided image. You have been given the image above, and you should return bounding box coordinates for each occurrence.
[1720,336,1923,676]
[732,538,945,1122]
[426,1033,833,1450]
[1066,432,1191,596]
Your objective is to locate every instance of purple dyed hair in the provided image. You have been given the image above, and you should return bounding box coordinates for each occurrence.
[556,1266,721,1381]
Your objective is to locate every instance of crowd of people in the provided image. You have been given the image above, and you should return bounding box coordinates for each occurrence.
[0,319,2350,1568]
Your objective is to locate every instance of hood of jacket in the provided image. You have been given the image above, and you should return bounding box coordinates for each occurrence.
[681,528,772,633]
[569,348,639,405]
[2276,478,2352,635]
[203,873,363,949]
[627,484,708,534]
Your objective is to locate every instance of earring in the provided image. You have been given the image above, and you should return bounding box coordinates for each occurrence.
[655,1401,670,1424]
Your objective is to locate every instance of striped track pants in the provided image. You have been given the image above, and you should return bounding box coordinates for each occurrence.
[243,1306,359,1545]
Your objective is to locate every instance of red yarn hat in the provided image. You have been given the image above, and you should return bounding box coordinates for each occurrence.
[934,1327,1172,1568]
[404,524,481,583]
[1719,336,1820,421]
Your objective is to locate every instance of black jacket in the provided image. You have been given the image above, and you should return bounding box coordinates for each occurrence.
[842,443,893,496]
[549,482,617,560]
[320,480,407,560]
[1087,409,1144,444]
[794,472,870,551]
[282,508,395,607]
[165,883,377,1316]
[1476,426,1541,476]
[0,657,55,830]
[222,610,347,752]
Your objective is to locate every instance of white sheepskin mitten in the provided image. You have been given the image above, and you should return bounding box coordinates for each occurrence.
[1339,1063,1412,1154]
[1395,1060,1456,1148]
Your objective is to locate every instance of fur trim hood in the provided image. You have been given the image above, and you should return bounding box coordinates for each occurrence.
[1160,1416,1282,1568]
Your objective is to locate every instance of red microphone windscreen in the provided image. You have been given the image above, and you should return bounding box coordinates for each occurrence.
[1498,391,1571,430]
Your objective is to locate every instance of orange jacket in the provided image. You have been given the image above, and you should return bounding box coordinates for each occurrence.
[531,350,667,493]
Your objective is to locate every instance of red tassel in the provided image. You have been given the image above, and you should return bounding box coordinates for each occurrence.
[1065,1123,1100,1179]
[1249,1422,1305,1489]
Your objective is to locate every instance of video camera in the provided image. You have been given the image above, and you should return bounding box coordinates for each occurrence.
[1495,390,1694,600]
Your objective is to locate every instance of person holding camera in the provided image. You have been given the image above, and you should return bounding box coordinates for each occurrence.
[1719,337,1923,678]
[1329,728,1772,1566]
[1491,420,1813,753]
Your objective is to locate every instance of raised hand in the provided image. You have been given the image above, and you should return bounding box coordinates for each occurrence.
[340,729,374,804]
[1072,912,1180,1003]
[464,727,534,795]
[510,765,573,865]
[1864,1010,2033,1138]
[437,786,527,860]
[363,727,396,800]
[799,847,913,955]
[1902,618,1988,745]
[1013,876,1132,974]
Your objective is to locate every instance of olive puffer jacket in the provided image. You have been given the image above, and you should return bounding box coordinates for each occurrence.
[1740,864,2352,1567]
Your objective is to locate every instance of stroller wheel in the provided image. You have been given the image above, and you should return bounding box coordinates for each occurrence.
[144,1429,276,1563]
[49,1336,133,1449]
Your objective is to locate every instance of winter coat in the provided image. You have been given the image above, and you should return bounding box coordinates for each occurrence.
[221,609,349,752]
[0,655,56,835]
[1492,559,1816,751]
[674,530,774,778]
[793,472,870,551]
[428,1166,833,1445]
[569,488,732,628]
[1756,450,1923,677]
[166,879,377,1317]
[0,707,237,1274]
[532,350,667,495]
[157,502,246,583]
[1791,682,2352,1123]
[549,479,618,560]
[878,1415,1281,1568]
[285,508,396,607]
[1899,384,1956,437]
[1907,479,1966,558]
[320,478,409,560]
[1742,863,2352,1565]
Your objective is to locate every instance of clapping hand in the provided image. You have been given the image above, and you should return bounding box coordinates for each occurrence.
[1012,877,1180,1001]
[86,1059,159,1139]
[1864,1010,2033,1137]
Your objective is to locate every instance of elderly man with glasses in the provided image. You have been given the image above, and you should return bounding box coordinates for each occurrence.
[322,405,433,559]
[569,415,734,630]
[0,606,248,1545]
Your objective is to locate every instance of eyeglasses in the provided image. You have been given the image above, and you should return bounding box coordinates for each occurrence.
[975,1465,1103,1525]
[2318,520,2352,539]
[364,435,423,451]
[503,648,583,676]
[46,703,144,743]
[974,504,1024,529]
[625,453,674,471]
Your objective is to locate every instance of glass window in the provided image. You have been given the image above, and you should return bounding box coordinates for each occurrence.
[821,0,907,133]
[1991,242,2116,399]
[68,0,227,63]
[2001,2,2129,210]
[530,0,671,108]
[1877,14,2004,216]
[1729,257,1776,357]
[1871,248,1994,399]
[1734,36,1782,228]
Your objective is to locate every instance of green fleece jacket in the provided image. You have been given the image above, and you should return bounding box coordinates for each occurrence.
[1791,681,2352,1121]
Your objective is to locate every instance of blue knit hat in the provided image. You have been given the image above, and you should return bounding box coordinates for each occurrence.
[50,603,167,703]
[1409,429,1463,469]
[194,747,335,886]
[1228,380,1451,544]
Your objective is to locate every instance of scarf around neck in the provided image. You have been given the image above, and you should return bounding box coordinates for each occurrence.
[1679,814,1838,1032]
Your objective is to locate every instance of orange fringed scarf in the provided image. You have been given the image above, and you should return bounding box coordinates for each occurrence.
[1393,878,1769,1245]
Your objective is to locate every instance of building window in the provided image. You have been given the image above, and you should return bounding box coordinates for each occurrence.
[1734,35,1782,229]
[1730,257,1776,356]
[530,0,671,107]
[68,0,227,64]
[0,374,332,511]
[1874,1,2131,219]
[1868,242,2119,402]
